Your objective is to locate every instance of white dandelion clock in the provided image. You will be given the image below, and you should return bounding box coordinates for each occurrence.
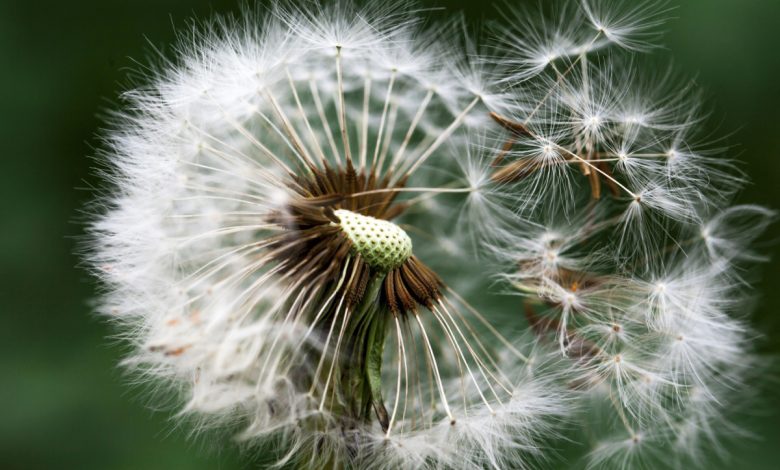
[85,2,572,468]
[85,0,773,468]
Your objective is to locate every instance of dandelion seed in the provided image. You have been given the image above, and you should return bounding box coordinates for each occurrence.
[483,0,772,468]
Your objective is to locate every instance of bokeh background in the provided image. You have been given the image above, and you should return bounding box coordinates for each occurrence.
[2,0,779,468]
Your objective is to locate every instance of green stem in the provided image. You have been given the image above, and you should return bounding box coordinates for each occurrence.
[340,275,390,429]
[365,298,389,431]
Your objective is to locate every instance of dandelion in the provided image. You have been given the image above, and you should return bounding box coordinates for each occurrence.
[85,1,570,468]
[84,0,772,468]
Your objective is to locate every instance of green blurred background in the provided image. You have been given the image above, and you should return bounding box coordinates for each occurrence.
[1,0,778,468]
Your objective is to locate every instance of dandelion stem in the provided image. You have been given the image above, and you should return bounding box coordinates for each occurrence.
[346,186,474,198]
[400,96,481,182]
[432,304,497,410]
[446,287,529,361]
[285,67,329,165]
[414,312,455,423]
[309,78,341,164]
[524,30,603,124]
[335,47,353,164]
[556,145,637,197]
[263,89,316,169]
[390,89,434,172]
[372,70,397,174]
[360,75,372,170]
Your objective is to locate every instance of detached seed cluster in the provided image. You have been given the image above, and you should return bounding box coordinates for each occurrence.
[335,209,412,271]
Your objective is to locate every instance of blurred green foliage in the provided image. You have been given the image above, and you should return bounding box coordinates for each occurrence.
[1,0,778,468]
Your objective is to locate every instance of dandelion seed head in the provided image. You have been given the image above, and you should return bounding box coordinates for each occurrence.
[84,0,771,468]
